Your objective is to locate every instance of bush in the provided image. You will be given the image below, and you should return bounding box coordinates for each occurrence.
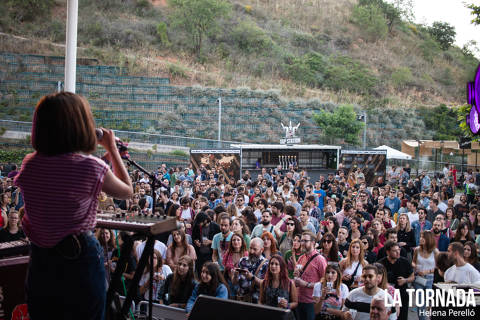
[419,37,440,63]
[7,0,54,22]
[428,21,456,50]
[284,52,327,87]
[156,22,170,46]
[231,20,274,54]
[351,4,388,42]
[391,67,413,88]
[324,55,377,94]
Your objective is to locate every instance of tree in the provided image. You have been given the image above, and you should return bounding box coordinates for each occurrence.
[428,21,456,50]
[467,3,480,25]
[313,105,365,145]
[351,4,388,41]
[168,0,231,56]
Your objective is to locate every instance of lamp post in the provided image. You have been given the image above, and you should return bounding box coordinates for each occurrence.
[357,112,367,149]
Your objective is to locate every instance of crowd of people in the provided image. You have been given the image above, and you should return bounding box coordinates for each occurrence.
[3,157,480,320]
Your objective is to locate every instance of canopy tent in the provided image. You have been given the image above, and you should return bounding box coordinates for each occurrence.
[374,145,412,160]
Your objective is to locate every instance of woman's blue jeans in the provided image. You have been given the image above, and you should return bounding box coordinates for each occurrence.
[26,232,106,320]
[413,274,434,320]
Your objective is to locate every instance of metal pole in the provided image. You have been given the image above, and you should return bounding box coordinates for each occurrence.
[363,112,367,149]
[65,0,78,93]
[217,97,222,147]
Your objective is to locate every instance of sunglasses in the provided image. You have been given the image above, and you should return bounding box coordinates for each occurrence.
[324,239,333,243]
[286,222,295,226]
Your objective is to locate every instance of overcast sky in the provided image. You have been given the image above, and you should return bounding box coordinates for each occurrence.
[387,0,480,52]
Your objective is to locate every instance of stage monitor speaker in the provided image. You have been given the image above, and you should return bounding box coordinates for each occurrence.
[187,295,295,320]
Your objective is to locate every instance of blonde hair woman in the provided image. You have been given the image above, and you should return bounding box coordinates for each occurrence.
[339,239,367,289]
[396,213,416,255]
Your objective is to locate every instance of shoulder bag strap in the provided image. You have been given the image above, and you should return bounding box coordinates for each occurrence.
[299,253,320,277]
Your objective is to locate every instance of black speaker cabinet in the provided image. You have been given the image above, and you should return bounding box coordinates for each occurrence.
[188,295,295,320]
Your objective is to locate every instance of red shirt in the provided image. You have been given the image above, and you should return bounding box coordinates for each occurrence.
[297,250,327,303]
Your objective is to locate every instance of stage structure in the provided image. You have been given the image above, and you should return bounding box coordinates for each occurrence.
[340,150,387,186]
[190,149,241,185]
[230,144,341,181]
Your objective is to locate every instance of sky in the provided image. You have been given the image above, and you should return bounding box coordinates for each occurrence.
[387,0,480,54]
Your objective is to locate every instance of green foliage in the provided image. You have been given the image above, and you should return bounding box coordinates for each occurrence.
[168,0,231,56]
[351,4,388,42]
[313,104,365,145]
[285,53,377,94]
[285,52,327,87]
[6,0,54,22]
[358,0,403,33]
[156,22,170,46]
[231,20,274,54]
[391,67,413,88]
[170,150,189,157]
[428,21,456,50]
[0,148,31,164]
[168,63,188,79]
[458,104,476,140]
[467,3,480,25]
[420,104,462,140]
[419,37,441,63]
[324,55,377,94]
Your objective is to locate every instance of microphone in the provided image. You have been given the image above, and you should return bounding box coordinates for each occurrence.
[96,128,129,159]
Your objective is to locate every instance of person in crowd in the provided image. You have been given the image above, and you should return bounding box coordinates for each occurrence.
[348,217,363,242]
[373,262,396,299]
[294,231,327,320]
[285,234,303,279]
[166,229,197,270]
[342,265,396,320]
[95,228,116,283]
[259,254,298,310]
[191,212,218,276]
[162,255,196,308]
[454,194,469,219]
[337,226,350,258]
[360,236,376,264]
[0,193,9,229]
[299,207,316,234]
[412,230,437,320]
[0,210,26,242]
[452,221,475,245]
[313,264,348,319]
[261,231,278,260]
[139,250,172,303]
[234,237,269,303]
[395,213,416,255]
[275,213,303,257]
[14,92,133,319]
[376,228,406,261]
[186,262,229,313]
[319,232,342,266]
[251,210,276,238]
[472,208,480,238]
[378,240,414,320]
[411,207,432,246]
[444,241,480,284]
[431,219,450,251]
[231,217,251,249]
[365,227,382,255]
[211,212,233,272]
[464,241,480,271]
[339,239,367,290]
[222,232,249,298]
[369,295,393,320]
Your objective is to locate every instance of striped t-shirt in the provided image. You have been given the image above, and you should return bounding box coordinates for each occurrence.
[343,287,397,320]
[15,152,108,248]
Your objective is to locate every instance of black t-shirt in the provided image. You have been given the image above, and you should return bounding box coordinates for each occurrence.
[454,203,469,219]
[0,228,26,243]
[376,246,407,261]
[378,256,413,290]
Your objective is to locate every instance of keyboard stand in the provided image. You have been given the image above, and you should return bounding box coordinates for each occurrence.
[106,232,155,320]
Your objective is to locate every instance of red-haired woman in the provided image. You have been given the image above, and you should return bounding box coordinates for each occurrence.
[259,254,298,310]
[261,231,278,260]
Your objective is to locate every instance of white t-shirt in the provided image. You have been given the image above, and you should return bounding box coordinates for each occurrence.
[313,282,349,310]
[438,202,448,213]
[343,287,397,320]
[407,212,419,224]
[136,240,167,261]
[444,263,480,284]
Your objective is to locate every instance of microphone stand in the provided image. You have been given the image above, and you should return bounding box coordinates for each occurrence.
[123,156,158,320]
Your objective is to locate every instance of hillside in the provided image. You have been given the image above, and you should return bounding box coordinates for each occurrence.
[1,0,478,111]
